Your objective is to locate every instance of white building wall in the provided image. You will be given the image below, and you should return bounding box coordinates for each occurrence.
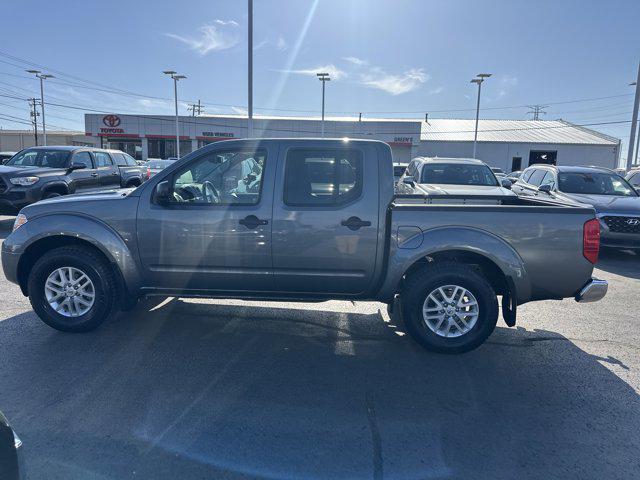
[417,141,619,172]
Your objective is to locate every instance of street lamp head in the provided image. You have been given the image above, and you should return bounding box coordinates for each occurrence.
[40,74,54,79]
[316,72,330,77]
[26,69,41,74]
[163,70,177,75]
[471,78,482,84]
[173,75,187,80]
[631,82,638,86]
[477,73,492,78]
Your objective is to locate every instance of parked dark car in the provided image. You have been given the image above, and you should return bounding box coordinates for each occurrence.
[2,139,606,354]
[0,409,23,480]
[0,146,146,215]
[513,164,640,251]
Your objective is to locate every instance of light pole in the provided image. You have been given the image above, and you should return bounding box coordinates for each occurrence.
[471,73,492,158]
[317,72,330,137]
[163,70,186,159]
[26,70,54,145]
[247,0,253,138]
[630,80,640,167]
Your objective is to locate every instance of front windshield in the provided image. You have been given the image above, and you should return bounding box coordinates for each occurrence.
[558,172,638,197]
[6,149,70,168]
[420,163,499,186]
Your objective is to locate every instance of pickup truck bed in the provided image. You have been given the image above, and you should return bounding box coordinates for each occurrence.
[1,138,607,353]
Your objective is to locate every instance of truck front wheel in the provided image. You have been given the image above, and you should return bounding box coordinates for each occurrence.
[402,263,498,354]
[27,246,117,332]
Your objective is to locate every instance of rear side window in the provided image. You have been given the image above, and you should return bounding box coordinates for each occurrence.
[94,152,113,167]
[540,171,556,189]
[111,153,127,166]
[123,153,137,166]
[72,151,93,169]
[528,169,546,186]
[629,172,640,185]
[284,149,363,206]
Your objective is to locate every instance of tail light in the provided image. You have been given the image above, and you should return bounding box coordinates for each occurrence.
[583,218,600,264]
[146,167,151,180]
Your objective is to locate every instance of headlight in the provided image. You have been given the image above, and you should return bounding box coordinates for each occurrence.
[12,214,27,232]
[10,176,39,186]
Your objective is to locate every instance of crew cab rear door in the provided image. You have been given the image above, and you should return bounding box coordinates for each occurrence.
[271,142,380,295]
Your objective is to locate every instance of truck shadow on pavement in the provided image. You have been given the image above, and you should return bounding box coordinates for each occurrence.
[0,301,638,480]
[596,248,640,279]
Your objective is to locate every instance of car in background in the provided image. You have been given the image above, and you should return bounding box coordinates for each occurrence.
[0,409,23,480]
[0,152,16,165]
[393,162,408,183]
[398,157,515,199]
[513,164,640,251]
[626,167,640,192]
[0,146,146,215]
[507,170,522,183]
[146,159,176,178]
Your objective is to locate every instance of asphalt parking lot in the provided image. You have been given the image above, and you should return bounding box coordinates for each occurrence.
[0,215,639,480]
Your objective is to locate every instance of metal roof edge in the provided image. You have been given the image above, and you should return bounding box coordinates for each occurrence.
[557,119,620,145]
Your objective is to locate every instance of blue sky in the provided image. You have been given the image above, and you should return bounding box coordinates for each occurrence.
[1,0,639,159]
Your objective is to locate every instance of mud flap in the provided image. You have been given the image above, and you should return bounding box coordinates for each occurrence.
[501,280,517,327]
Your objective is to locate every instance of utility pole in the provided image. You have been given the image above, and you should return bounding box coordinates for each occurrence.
[317,72,331,137]
[188,99,203,116]
[29,98,39,146]
[628,62,640,170]
[163,70,187,159]
[26,70,53,145]
[527,105,548,120]
[471,73,492,158]
[247,0,253,138]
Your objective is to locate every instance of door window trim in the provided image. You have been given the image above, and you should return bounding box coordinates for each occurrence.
[71,150,95,169]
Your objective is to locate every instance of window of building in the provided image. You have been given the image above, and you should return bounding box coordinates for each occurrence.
[284,149,363,206]
[511,157,522,172]
[148,139,193,159]
[168,149,266,205]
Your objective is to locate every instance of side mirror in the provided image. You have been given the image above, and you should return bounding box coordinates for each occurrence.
[67,161,86,173]
[538,183,552,194]
[152,180,171,204]
[402,177,415,186]
[501,178,512,189]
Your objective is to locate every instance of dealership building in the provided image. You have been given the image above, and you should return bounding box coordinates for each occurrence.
[84,113,620,171]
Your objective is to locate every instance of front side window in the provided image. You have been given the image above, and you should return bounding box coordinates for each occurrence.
[558,172,638,197]
[284,149,363,206]
[419,163,499,186]
[94,152,113,167]
[72,152,94,169]
[7,149,70,168]
[539,171,556,189]
[628,172,640,187]
[169,149,266,205]
[528,169,546,186]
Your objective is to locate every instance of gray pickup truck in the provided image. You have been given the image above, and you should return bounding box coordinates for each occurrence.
[1,139,607,353]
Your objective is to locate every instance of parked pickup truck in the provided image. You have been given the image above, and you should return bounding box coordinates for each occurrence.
[0,146,146,214]
[1,139,608,353]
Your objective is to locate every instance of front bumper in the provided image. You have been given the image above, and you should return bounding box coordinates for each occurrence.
[575,278,608,303]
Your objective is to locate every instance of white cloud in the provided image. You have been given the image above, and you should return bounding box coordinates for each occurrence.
[276,36,288,51]
[429,86,444,95]
[166,21,239,55]
[283,64,347,80]
[500,75,518,87]
[361,68,428,95]
[254,39,269,51]
[343,56,368,66]
[231,106,248,115]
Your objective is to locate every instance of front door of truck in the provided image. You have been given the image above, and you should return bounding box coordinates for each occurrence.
[271,144,380,295]
[136,143,275,292]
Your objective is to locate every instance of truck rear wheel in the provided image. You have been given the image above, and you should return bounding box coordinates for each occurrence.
[27,246,117,332]
[402,263,498,354]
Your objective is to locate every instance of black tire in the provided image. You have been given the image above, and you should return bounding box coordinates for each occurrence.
[401,262,498,354]
[27,245,117,332]
[43,191,63,199]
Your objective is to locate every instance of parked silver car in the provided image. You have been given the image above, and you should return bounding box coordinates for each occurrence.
[514,164,640,251]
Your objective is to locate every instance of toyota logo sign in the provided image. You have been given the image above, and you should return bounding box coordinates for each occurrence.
[102,115,121,127]
[627,218,640,226]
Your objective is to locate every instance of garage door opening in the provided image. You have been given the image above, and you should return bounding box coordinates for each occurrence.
[529,150,557,166]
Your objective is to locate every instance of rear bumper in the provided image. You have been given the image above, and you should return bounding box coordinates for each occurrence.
[575,278,608,303]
